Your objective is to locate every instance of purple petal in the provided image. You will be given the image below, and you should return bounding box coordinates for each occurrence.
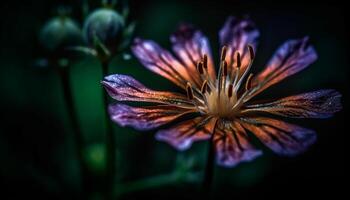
[219,16,260,73]
[155,117,217,151]
[131,38,193,89]
[244,89,342,118]
[171,24,216,83]
[102,74,192,107]
[108,104,194,131]
[240,117,317,156]
[214,121,262,167]
[252,37,317,96]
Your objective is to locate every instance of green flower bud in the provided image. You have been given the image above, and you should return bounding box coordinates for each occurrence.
[40,16,82,52]
[83,8,124,53]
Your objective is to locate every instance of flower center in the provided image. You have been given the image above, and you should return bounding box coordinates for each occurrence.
[206,85,237,117]
[185,45,255,119]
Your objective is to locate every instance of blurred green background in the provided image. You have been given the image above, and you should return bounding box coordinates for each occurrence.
[0,0,348,199]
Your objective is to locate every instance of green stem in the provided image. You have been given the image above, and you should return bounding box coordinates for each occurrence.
[116,173,178,196]
[57,65,88,198]
[202,134,215,198]
[101,60,116,200]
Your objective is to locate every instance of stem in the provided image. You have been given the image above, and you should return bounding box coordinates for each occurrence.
[101,60,116,200]
[57,65,88,198]
[115,172,179,197]
[115,171,201,197]
[202,134,215,198]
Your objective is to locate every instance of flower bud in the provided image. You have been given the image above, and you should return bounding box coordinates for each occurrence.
[40,16,82,52]
[83,8,124,53]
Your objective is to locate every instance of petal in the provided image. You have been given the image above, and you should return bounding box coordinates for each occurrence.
[214,121,262,167]
[155,117,217,151]
[108,104,195,131]
[102,74,192,107]
[131,38,194,89]
[240,117,317,156]
[171,24,216,83]
[219,16,259,73]
[252,37,317,96]
[243,89,342,118]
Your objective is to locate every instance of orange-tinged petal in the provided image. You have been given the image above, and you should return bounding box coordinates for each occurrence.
[102,74,193,107]
[108,104,195,131]
[251,37,317,96]
[219,16,259,74]
[240,117,316,156]
[155,117,217,151]
[132,38,194,89]
[243,89,342,118]
[214,120,262,167]
[171,24,216,83]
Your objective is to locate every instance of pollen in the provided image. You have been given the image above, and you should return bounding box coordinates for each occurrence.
[185,45,255,119]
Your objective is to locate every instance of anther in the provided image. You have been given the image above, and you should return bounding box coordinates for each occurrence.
[248,45,255,60]
[202,54,208,69]
[236,52,241,68]
[245,73,254,91]
[228,83,233,98]
[201,80,208,94]
[221,46,227,61]
[222,61,228,77]
[197,61,204,75]
[186,82,194,100]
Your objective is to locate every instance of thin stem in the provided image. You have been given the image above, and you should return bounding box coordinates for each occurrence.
[202,134,215,198]
[115,172,180,197]
[101,60,116,200]
[57,65,88,198]
[115,170,201,197]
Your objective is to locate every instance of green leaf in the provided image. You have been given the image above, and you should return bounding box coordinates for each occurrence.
[67,46,98,57]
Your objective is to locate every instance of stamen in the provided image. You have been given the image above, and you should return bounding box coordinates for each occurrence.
[227,83,233,98]
[186,82,194,100]
[222,60,228,77]
[197,61,204,75]
[221,60,228,92]
[236,52,241,68]
[248,45,255,60]
[232,52,241,86]
[217,60,225,95]
[201,80,208,94]
[217,62,222,82]
[233,46,255,92]
[202,54,208,69]
[221,46,227,61]
[245,73,254,91]
[232,89,250,111]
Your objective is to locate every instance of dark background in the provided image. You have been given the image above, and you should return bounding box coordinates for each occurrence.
[0,0,348,199]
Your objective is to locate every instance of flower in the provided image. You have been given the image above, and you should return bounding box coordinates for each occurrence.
[102,16,342,167]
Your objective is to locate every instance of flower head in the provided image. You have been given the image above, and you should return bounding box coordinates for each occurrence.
[102,16,342,167]
[83,8,124,51]
[82,1,135,60]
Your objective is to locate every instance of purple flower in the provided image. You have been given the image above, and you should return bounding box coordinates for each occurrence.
[102,16,342,167]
